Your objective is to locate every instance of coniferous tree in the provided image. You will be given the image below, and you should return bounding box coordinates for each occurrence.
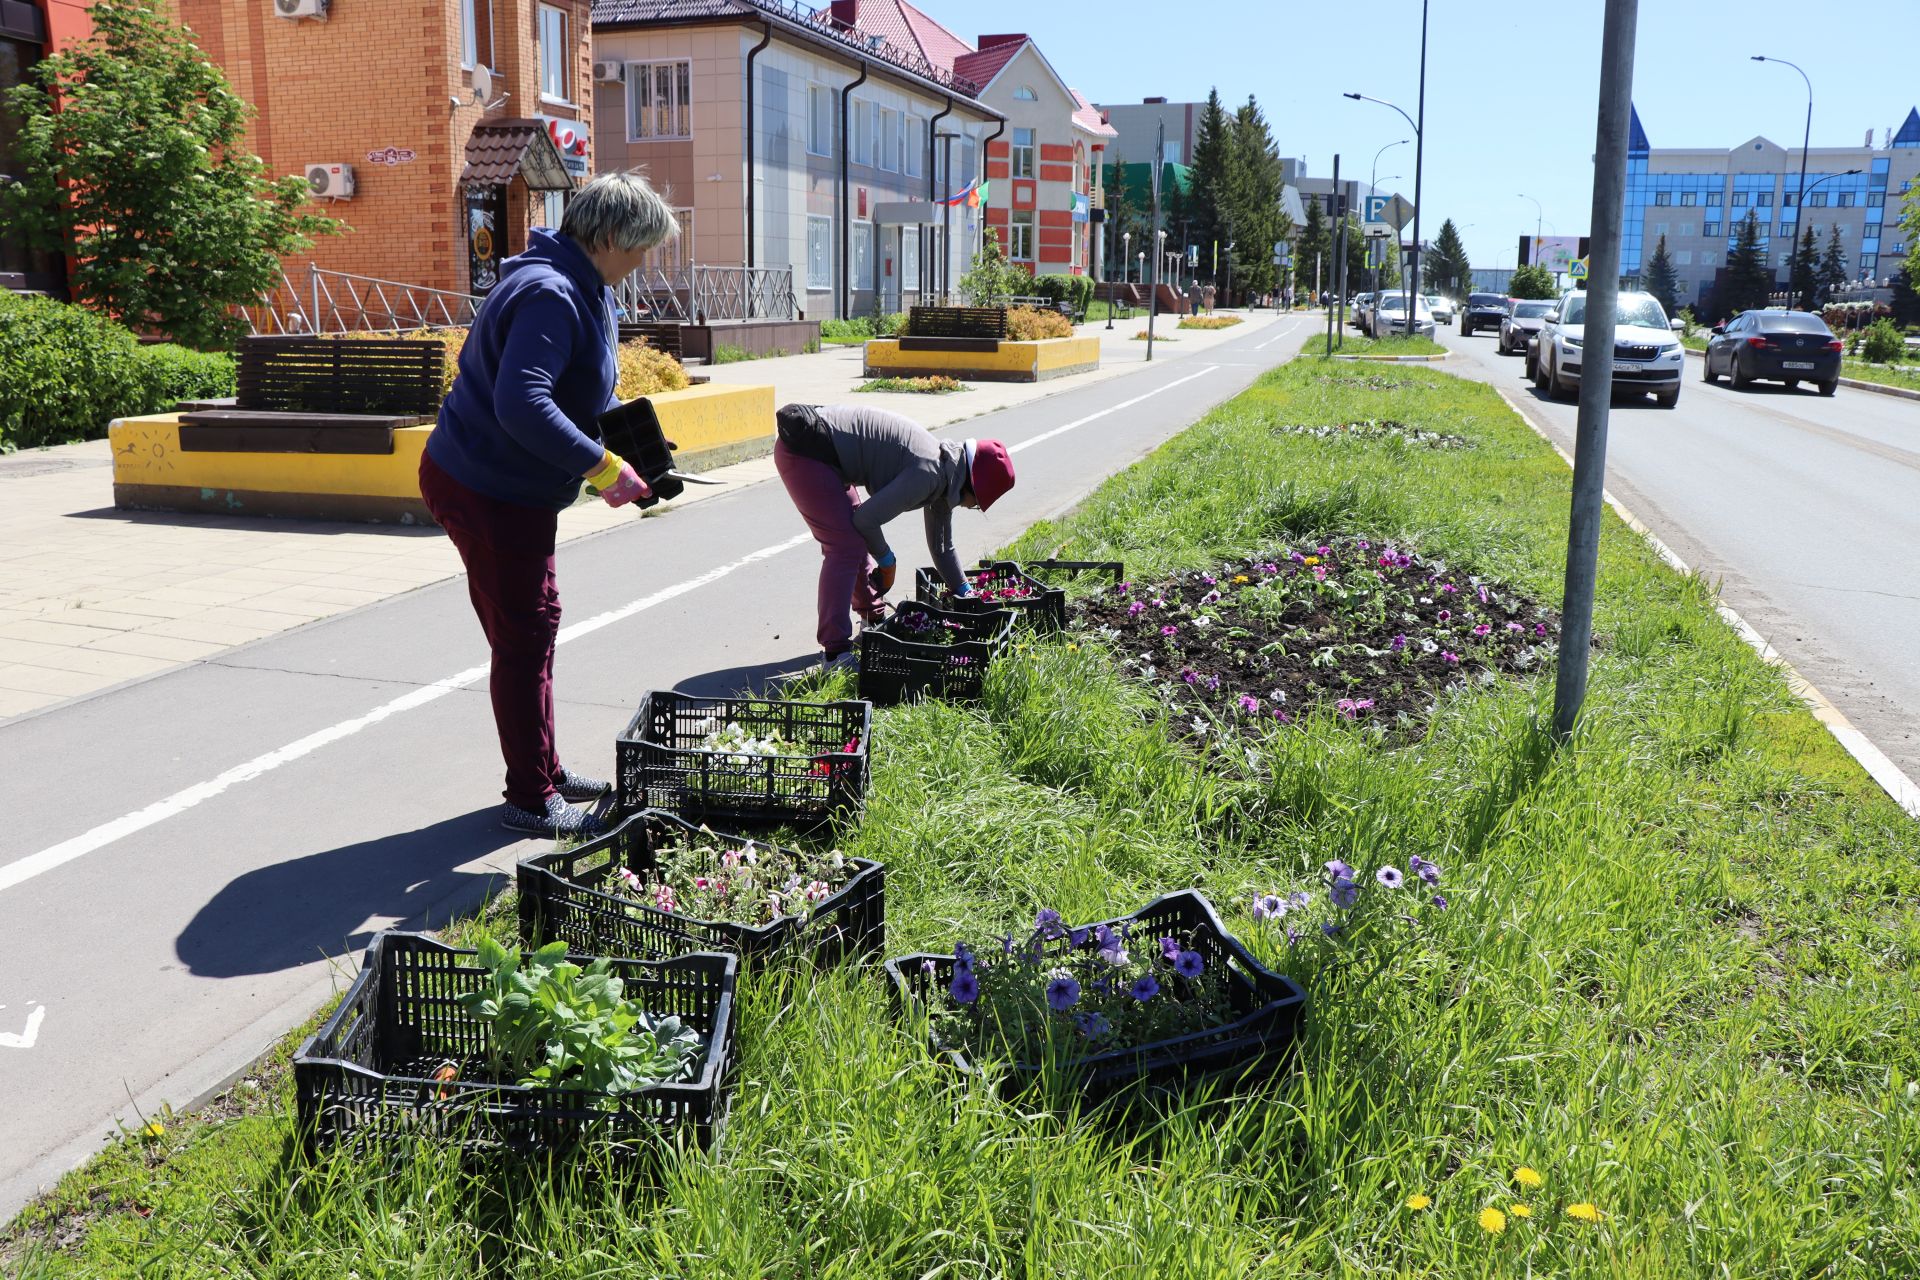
[0,0,336,347]
[1817,224,1849,303]
[1644,234,1680,316]
[1426,219,1472,300]
[1186,90,1233,268]
[1297,196,1330,299]
[1722,211,1772,314]
[1790,226,1820,310]
[1225,95,1286,297]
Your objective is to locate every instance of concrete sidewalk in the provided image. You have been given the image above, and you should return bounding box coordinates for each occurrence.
[0,310,1282,721]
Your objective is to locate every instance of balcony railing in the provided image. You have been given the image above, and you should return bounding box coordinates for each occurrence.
[744,0,981,98]
[614,265,796,323]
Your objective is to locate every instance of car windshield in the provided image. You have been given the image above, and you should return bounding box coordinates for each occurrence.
[1514,301,1552,318]
[1558,295,1666,328]
[1756,311,1833,334]
[1470,294,1507,307]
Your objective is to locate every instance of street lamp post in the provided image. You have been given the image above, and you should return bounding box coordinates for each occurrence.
[1346,0,1430,336]
[1798,168,1864,305]
[1752,54,1813,282]
[1518,192,1544,262]
[1371,174,1402,297]
[1122,231,1131,283]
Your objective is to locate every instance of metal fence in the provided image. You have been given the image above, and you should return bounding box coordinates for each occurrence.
[614,265,796,324]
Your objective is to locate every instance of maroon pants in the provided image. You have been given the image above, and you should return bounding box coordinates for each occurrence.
[419,452,564,811]
[774,439,882,655]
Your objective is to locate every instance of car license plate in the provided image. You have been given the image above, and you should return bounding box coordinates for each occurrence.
[1783,361,1815,369]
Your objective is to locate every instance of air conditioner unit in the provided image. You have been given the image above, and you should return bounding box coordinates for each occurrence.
[593,60,625,83]
[274,0,329,20]
[306,163,355,199]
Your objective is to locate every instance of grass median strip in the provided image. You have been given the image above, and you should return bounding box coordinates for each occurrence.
[1302,332,1448,357]
[8,362,1919,1277]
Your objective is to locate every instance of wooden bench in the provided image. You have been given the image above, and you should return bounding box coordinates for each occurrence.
[176,409,425,455]
[901,305,1006,352]
[618,321,685,362]
[236,336,443,416]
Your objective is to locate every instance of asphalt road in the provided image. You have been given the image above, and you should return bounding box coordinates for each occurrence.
[0,314,1311,1224]
[1432,317,1920,783]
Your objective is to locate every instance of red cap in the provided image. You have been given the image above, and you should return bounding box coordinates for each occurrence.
[969,439,1014,511]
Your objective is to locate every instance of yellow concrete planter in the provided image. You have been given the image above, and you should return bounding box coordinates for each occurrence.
[862,336,1101,383]
[109,383,775,525]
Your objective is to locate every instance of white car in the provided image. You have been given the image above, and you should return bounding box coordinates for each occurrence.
[1425,294,1455,324]
[1530,289,1686,408]
[1370,292,1437,339]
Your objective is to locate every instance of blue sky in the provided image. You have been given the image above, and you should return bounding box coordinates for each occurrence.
[940,1,1920,272]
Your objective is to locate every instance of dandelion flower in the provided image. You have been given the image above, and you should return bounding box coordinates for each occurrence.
[1478,1207,1507,1234]
[1405,1193,1432,1211]
[1509,1204,1532,1219]
[1566,1203,1603,1223]
[140,1122,165,1140]
[1514,1166,1543,1189]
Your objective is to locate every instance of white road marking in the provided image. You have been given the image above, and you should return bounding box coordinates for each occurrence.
[0,1003,45,1050]
[0,353,1265,895]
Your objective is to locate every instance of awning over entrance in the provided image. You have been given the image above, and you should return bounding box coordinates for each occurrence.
[460,118,574,191]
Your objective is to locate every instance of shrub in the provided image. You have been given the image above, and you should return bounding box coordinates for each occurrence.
[1861,317,1906,365]
[0,292,234,451]
[616,339,691,398]
[874,311,908,337]
[820,317,876,341]
[1508,264,1558,300]
[1033,273,1094,316]
[344,327,467,400]
[1006,305,1073,341]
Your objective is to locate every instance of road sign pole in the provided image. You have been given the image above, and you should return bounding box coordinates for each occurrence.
[1553,0,1640,742]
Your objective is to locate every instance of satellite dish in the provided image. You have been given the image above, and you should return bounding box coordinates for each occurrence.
[470,64,493,106]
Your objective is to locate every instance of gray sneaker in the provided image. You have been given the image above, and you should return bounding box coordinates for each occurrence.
[816,650,861,675]
[502,793,602,836]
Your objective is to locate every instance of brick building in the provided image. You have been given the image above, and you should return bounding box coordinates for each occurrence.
[165,0,594,317]
[0,0,91,293]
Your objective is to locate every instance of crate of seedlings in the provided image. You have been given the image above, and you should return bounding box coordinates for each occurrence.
[914,560,1125,632]
[617,692,871,829]
[294,931,736,1158]
[518,810,885,966]
[858,599,1015,705]
[884,889,1304,1101]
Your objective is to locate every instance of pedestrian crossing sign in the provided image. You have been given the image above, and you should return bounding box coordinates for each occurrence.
[1569,257,1589,280]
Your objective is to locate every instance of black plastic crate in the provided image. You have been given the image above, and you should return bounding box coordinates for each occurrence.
[617,692,871,828]
[884,890,1304,1100]
[858,600,1015,705]
[912,561,1067,632]
[294,931,736,1158]
[518,810,885,965]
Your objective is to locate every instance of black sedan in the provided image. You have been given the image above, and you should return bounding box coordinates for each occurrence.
[1703,309,1842,395]
[1459,292,1511,337]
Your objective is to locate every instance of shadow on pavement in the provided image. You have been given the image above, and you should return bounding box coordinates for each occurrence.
[672,653,822,698]
[174,807,518,978]
[64,507,444,538]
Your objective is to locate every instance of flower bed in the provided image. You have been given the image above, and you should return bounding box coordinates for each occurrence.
[293,932,735,1158]
[1073,537,1557,731]
[856,375,971,394]
[517,810,885,965]
[885,890,1304,1099]
[616,692,870,829]
[1179,315,1243,330]
[1270,419,1470,449]
[858,600,1015,705]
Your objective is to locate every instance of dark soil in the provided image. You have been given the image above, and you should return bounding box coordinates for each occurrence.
[1270,419,1470,448]
[1073,537,1558,732]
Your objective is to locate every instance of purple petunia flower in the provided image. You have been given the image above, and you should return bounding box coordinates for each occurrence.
[1181,668,1199,685]
[1239,694,1261,714]
[1437,609,1452,622]
[1161,625,1179,636]
[1174,950,1205,979]
[1535,622,1549,636]
[1432,894,1448,910]
[1130,974,1160,1001]
[1128,601,1146,617]
[1325,858,1356,881]
[949,970,979,1004]
[1291,891,1312,909]
[1317,545,1333,556]
[1035,908,1065,940]
[1046,975,1081,1011]
[1002,933,1016,956]
[1068,927,1089,948]
[1442,651,1460,665]
[1330,877,1360,908]
[1160,935,1181,961]
[1376,866,1405,889]
[1116,582,1130,595]
[920,958,935,975]
[1473,624,1492,637]
[1322,921,1343,937]
[1201,573,1217,586]
[1076,1011,1112,1039]
[1252,893,1287,920]
[1507,621,1525,633]
[1392,634,1407,651]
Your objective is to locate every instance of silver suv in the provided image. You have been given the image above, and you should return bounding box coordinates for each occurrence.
[1529,289,1686,408]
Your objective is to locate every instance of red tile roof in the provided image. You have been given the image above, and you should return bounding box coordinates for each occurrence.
[1071,88,1116,138]
[952,37,1024,90]
[834,0,975,70]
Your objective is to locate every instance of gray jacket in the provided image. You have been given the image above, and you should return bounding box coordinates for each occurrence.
[812,405,968,592]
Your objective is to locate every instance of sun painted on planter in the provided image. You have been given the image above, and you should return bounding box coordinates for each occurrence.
[1074,537,1558,730]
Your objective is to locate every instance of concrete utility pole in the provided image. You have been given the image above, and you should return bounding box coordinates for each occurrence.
[1553,0,1639,741]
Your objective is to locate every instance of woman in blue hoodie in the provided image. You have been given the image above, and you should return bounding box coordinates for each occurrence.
[419,172,676,835]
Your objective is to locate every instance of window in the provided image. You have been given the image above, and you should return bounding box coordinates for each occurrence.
[542,190,566,230]
[1008,209,1035,260]
[905,116,924,178]
[851,99,873,167]
[1868,191,1885,207]
[1013,85,1038,101]
[1012,128,1035,179]
[1680,192,1696,206]
[1654,191,1671,206]
[460,0,477,67]
[807,215,832,289]
[1863,254,1878,274]
[1676,250,1692,265]
[537,5,569,103]
[878,107,899,173]
[1706,191,1723,206]
[1781,192,1796,207]
[1837,192,1854,207]
[808,85,834,157]
[641,208,692,271]
[853,221,873,286]
[1809,192,1827,207]
[901,230,919,291]
[1733,192,1748,207]
[1756,191,1772,207]
[1653,221,1669,237]
[626,60,691,140]
[1704,221,1720,237]
[1679,223,1693,237]
[1700,252,1716,267]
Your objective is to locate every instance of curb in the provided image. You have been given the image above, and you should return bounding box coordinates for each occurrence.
[1681,345,1920,402]
[1491,384,1920,820]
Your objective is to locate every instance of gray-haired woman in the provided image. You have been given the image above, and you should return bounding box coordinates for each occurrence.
[419,171,678,836]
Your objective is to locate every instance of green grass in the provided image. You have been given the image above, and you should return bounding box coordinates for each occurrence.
[11,362,1920,1277]
[709,344,791,364]
[1302,332,1448,357]
[1840,357,1920,392]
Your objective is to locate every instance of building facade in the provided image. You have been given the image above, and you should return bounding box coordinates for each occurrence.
[0,0,91,294]
[591,0,1001,321]
[1098,96,1199,168]
[1626,104,1920,307]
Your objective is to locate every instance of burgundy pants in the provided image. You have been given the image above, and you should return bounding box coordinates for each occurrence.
[419,452,564,811]
[774,439,881,655]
